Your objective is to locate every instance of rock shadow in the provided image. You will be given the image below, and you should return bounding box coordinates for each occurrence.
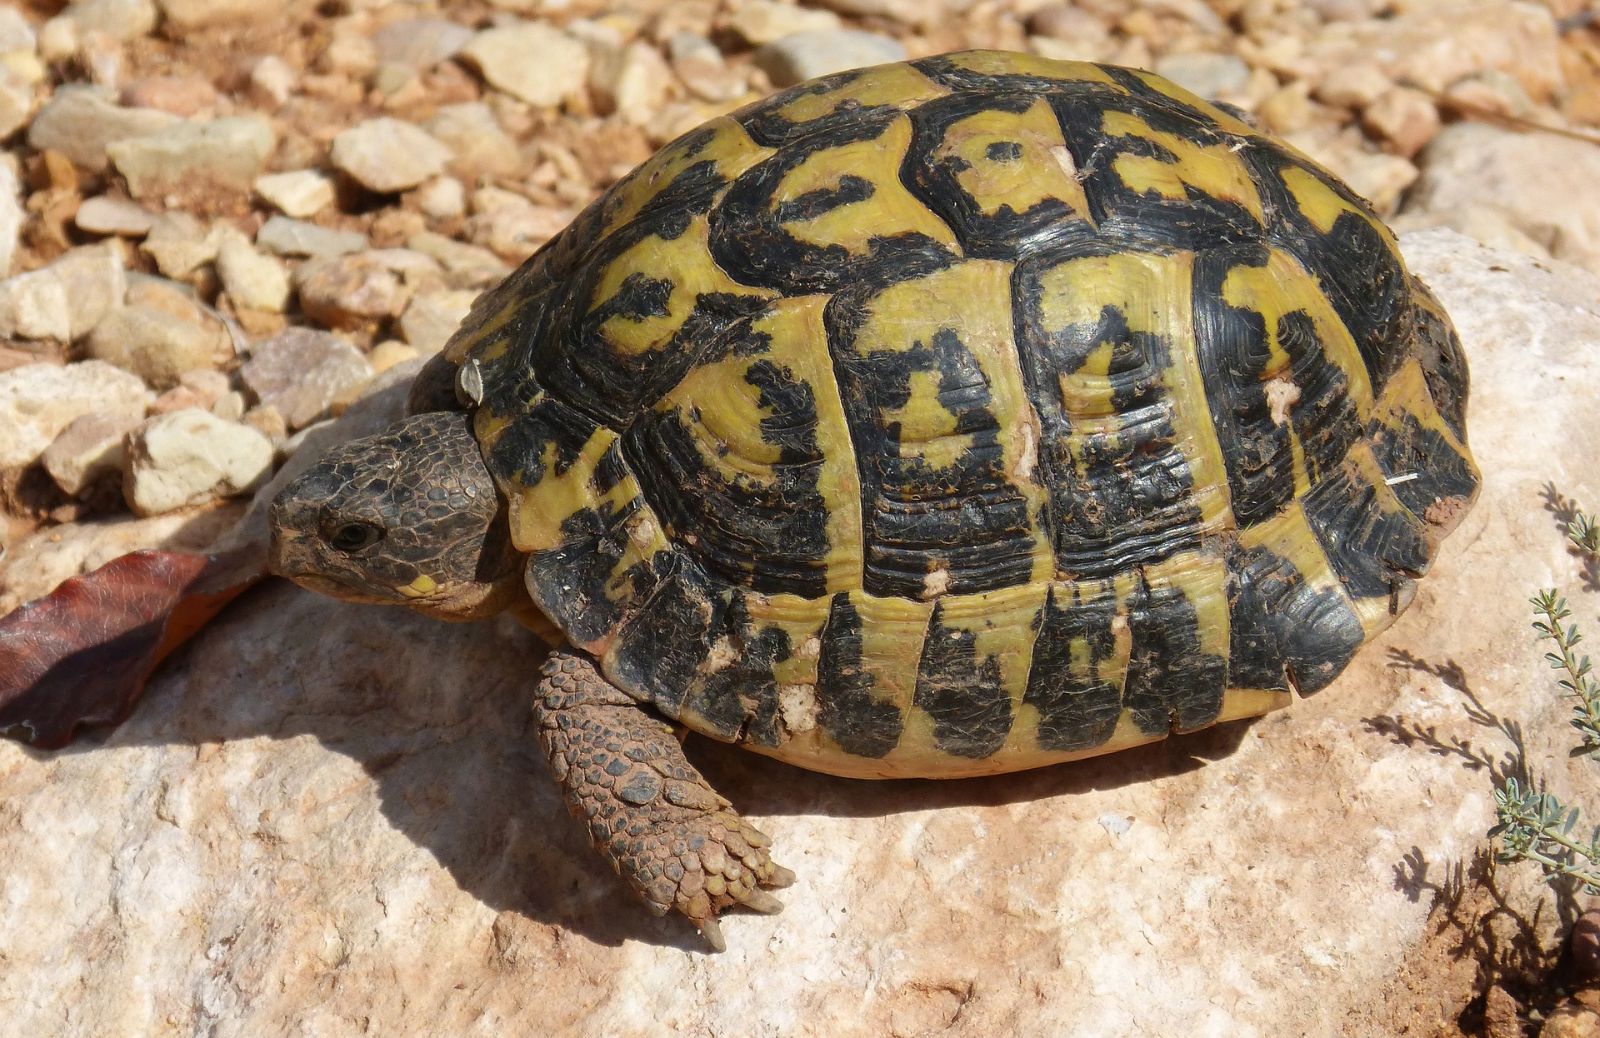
[1371,647,1582,1027]
[26,579,1256,952]
[1542,481,1600,594]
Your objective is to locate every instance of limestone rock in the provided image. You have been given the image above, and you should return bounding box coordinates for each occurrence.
[0,7,36,52]
[75,194,157,237]
[1151,51,1250,100]
[26,86,177,172]
[294,254,410,329]
[330,118,452,195]
[372,18,473,70]
[398,289,476,355]
[107,115,277,200]
[588,41,675,125]
[753,30,907,88]
[254,170,334,219]
[156,0,267,31]
[0,360,150,469]
[139,212,219,279]
[122,408,273,515]
[0,163,19,277]
[0,243,127,342]
[0,231,1592,1033]
[41,411,143,496]
[239,327,372,430]
[460,22,589,108]
[424,103,522,179]
[256,216,366,259]
[726,1,842,46]
[55,0,158,42]
[85,304,222,389]
[1397,122,1600,277]
[216,236,289,313]
[0,68,33,141]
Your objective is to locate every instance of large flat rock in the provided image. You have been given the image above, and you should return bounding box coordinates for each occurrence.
[1,231,1596,1036]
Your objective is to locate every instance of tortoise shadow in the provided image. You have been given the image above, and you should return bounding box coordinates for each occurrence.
[30,579,1254,953]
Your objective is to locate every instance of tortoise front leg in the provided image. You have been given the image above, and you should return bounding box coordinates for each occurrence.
[534,651,795,951]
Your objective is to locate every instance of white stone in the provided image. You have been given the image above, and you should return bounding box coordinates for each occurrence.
[416,177,466,221]
[330,118,452,195]
[85,304,221,389]
[255,216,366,259]
[1152,51,1251,100]
[41,411,143,496]
[0,68,36,140]
[1397,122,1600,277]
[75,195,157,237]
[398,290,476,355]
[0,243,127,342]
[753,30,907,88]
[0,7,37,53]
[239,327,372,430]
[107,115,277,199]
[26,85,177,172]
[371,18,473,69]
[248,55,296,108]
[59,0,157,42]
[423,103,522,179]
[460,22,589,108]
[726,1,842,46]
[215,235,289,313]
[588,40,675,124]
[253,170,335,219]
[139,212,219,279]
[0,162,21,278]
[0,360,150,469]
[123,408,273,515]
[156,0,266,31]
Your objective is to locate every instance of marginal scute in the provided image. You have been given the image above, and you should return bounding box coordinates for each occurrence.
[459,51,1480,778]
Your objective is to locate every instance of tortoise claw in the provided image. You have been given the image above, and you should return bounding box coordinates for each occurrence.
[764,864,797,890]
[698,916,727,953]
[742,889,784,915]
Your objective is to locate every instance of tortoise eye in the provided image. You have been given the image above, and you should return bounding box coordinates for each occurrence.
[327,521,384,552]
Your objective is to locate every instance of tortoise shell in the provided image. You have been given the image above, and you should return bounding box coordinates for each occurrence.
[442,51,1480,779]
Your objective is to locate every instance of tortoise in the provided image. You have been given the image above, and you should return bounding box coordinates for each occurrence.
[267,51,1481,950]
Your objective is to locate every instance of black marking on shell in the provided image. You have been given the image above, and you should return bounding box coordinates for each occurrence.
[913,601,1014,758]
[1023,584,1125,751]
[1227,541,1364,695]
[815,594,905,758]
[1123,571,1226,734]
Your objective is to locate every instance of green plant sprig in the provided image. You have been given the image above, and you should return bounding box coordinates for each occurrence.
[1493,778,1600,893]
[1570,509,1600,560]
[1531,590,1600,757]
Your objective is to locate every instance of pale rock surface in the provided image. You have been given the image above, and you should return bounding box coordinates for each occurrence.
[1151,51,1250,100]
[0,242,127,341]
[0,360,150,469]
[75,194,157,236]
[41,411,143,496]
[726,1,842,46]
[330,118,452,195]
[0,232,1592,1032]
[754,30,908,88]
[254,170,335,219]
[371,18,473,70]
[0,7,35,52]
[1397,122,1600,277]
[215,235,290,313]
[156,0,267,31]
[85,303,221,389]
[0,67,36,140]
[107,115,277,199]
[122,408,273,515]
[294,253,410,329]
[140,212,219,279]
[0,162,19,277]
[398,289,477,355]
[25,85,177,172]
[54,0,158,43]
[256,216,366,259]
[460,22,589,108]
[424,103,522,179]
[239,327,372,430]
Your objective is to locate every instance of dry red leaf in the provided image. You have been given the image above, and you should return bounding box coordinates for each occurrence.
[0,545,266,748]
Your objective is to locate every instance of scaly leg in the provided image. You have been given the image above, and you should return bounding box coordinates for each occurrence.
[534,651,795,951]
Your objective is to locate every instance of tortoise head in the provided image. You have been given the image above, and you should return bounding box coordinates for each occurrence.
[267,411,525,621]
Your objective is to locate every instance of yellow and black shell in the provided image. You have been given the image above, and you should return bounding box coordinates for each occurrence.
[444,52,1480,779]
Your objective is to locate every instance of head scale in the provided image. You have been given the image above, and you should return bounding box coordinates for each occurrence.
[268,411,524,621]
